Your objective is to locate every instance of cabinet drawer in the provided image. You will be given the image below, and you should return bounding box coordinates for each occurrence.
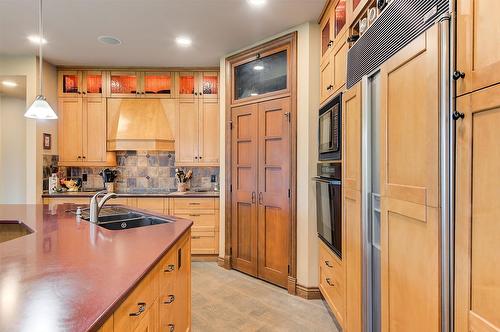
[136,198,166,214]
[172,198,215,210]
[173,212,217,231]
[113,268,158,332]
[191,230,217,254]
[319,241,344,325]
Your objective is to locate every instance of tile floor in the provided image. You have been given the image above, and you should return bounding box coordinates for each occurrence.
[192,262,339,331]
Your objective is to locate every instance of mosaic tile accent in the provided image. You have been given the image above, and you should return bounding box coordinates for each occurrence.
[52,151,219,194]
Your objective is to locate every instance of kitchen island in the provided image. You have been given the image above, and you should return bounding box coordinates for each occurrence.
[0,204,192,332]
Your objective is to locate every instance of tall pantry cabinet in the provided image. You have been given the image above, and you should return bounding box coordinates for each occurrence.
[455,0,500,330]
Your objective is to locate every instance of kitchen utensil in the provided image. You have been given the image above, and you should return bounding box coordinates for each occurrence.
[100,169,118,183]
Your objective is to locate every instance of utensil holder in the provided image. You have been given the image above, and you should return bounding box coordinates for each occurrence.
[105,182,115,193]
[177,183,189,192]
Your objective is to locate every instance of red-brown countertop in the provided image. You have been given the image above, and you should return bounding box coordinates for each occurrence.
[0,204,192,332]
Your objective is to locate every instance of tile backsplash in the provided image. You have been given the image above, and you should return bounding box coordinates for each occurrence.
[44,151,219,193]
[42,155,59,190]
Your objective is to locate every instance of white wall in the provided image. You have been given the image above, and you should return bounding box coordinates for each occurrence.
[219,21,321,288]
[0,96,27,203]
[0,55,58,204]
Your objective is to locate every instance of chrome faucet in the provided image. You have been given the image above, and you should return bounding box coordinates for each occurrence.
[89,190,118,223]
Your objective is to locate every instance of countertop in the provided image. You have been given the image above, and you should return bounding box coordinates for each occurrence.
[42,191,220,198]
[0,204,192,332]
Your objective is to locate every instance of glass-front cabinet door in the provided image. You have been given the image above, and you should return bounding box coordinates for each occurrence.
[200,72,219,100]
[334,0,347,37]
[233,48,289,103]
[320,15,333,63]
[109,71,139,97]
[82,71,105,97]
[58,70,82,97]
[143,72,172,98]
[177,72,197,99]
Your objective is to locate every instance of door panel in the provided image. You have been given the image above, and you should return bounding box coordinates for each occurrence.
[457,0,500,95]
[381,198,440,332]
[83,98,107,163]
[320,58,334,105]
[257,98,290,287]
[176,100,198,165]
[231,104,259,276]
[455,84,500,332]
[58,98,83,163]
[199,100,220,165]
[380,25,439,208]
[343,82,361,191]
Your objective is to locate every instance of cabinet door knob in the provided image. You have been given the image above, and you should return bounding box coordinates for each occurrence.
[326,85,334,91]
[453,71,465,80]
[325,260,333,268]
[326,278,334,287]
[452,111,465,121]
[163,294,175,304]
[164,264,175,272]
[168,323,175,332]
[77,156,81,159]
[327,40,333,47]
[194,156,198,159]
[82,156,86,159]
[251,192,256,204]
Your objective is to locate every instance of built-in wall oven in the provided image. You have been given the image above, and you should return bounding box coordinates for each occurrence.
[314,162,342,258]
[319,93,342,161]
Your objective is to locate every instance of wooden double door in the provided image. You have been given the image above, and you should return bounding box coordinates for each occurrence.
[230,97,291,288]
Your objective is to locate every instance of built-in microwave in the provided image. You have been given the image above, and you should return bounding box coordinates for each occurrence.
[319,93,342,161]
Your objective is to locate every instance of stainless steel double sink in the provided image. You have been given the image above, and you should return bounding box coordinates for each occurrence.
[80,207,173,230]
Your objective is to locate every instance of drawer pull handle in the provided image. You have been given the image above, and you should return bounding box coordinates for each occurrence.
[326,278,334,287]
[164,294,175,304]
[129,302,146,316]
[168,323,175,332]
[189,214,201,217]
[189,203,201,205]
[325,260,333,268]
[164,264,175,272]
[192,236,201,239]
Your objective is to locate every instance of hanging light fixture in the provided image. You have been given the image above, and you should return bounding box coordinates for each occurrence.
[25,0,57,120]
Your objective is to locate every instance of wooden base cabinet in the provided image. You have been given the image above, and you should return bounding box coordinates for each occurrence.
[99,230,191,332]
[319,240,345,327]
[455,83,500,332]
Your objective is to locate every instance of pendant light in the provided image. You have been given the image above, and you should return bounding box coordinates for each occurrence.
[24,0,58,120]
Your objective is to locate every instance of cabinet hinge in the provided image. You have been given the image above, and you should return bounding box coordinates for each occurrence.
[230,184,233,192]
[230,247,233,256]
[288,265,291,274]
[287,189,291,198]
[229,121,233,129]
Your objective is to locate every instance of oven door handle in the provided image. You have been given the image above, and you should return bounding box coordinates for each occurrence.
[312,177,341,185]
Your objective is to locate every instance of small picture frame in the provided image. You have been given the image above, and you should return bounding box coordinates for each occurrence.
[43,133,51,150]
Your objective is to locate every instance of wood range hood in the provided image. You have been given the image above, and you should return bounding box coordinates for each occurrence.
[107,98,175,151]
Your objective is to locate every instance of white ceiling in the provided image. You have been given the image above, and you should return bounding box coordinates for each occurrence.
[0,0,325,67]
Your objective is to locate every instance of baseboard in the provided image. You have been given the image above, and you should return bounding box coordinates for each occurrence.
[287,276,297,295]
[217,255,231,269]
[192,254,218,262]
[296,284,322,300]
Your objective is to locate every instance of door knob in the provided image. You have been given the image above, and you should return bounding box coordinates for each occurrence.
[452,111,465,121]
[453,71,465,80]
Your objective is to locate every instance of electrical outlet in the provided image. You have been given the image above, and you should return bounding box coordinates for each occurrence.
[210,174,217,183]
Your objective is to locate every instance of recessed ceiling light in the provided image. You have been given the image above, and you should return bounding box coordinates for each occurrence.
[27,35,47,44]
[2,81,18,87]
[176,36,192,47]
[247,0,267,6]
[253,65,264,71]
[98,35,122,45]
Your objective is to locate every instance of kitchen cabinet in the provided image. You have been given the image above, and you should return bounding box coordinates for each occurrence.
[109,71,173,98]
[135,198,167,215]
[175,98,219,166]
[455,83,500,332]
[58,70,106,97]
[320,29,348,105]
[58,97,116,167]
[456,0,500,95]
[343,82,361,191]
[379,26,440,332]
[170,197,219,255]
[42,197,133,206]
[348,0,371,25]
[105,230,191,332]
[319,240,345,327]
[176,71,219,100]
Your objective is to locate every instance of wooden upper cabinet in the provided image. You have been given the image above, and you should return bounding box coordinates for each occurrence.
[142,72,173,98]
[199,100,220,165]
[320,13,333,64]
[109,71,140,97]
[456,0,500,95]
[58,70,106,97]
[455,84,500,332]
[347,0,370,25]
[200,72,219,100]
[175,99,199,165]
[320,30,348,105]
[177,72,197,100]
[58,97,116,167]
